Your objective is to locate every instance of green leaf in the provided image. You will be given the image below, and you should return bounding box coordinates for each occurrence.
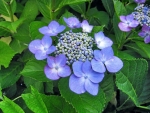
[101,0,114,17]
[113,0,127,16]
[0,0,16,17]
[0,62,23,89]
[21,60,50,82]
[29,21,46,40]
[138,73,150,104]
[22,87,48,113]
[101,74,114,103]
[87,8,109,27]
[135,41,150,58]
[125,41,150,59]
[0,96,25,113]
[116,59,148,107]
[10,39,27,53]
[42,95,76,113]
[58,77,106,113]
[36,0,89,19]
[20,0,38,23]
[0,26,11,37]
[70,2,86,15]
[0,41,15,68]
[13,24,31,43]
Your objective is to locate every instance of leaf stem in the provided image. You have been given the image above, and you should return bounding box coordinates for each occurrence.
[7,1,14,22]
[87,0,92,13]
[13,96,22,101]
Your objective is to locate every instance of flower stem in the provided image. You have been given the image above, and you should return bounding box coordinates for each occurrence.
[13,96,22,101]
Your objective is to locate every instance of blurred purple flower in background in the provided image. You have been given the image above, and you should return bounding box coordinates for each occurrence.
[138,24,150,43]
[69,60,104,95]
[63,17,81,28]
[91,47,123,73]
[94,31,113,49]
[44,54,71,80]
[134,0,146,4]
[81,20,93,33]
[39,21,66,36]
[118,14,139,32]
[29,36,56,60]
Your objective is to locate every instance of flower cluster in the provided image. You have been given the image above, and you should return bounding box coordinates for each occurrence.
[29,17,123,95]
[118,0,150,43]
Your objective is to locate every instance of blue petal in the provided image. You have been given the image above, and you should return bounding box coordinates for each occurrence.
[44,65,60,80]
[58,65,71,77]
[39,26,49,35]
[93,50,102,61]
[47,56,55,68]
[69,74,86,94]
[28,39,42,54]
[94,31,105,43]
[46,46,56,54]
[41,36,52,48]
[35,50,47,60]
[101,47,114,61]
[97,37,113,49]
[91,59,106,73]
[55,54,66,67]
[105,56,123,73]
[72,61,84,77]
[85,79,99,96]
[82,60,92,74]
[48,21,59,29]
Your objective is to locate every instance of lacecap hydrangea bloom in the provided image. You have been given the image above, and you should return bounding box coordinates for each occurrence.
[28,16,123,95]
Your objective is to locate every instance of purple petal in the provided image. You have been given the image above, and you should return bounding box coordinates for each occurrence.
[44,65,60,80]
[55,54,66,67]
[72,61,84,77]
[63,17,68,25]
[56,25,66,33]
[35,50,47,60]
[118,22,132,32]
[28,39,42,54]
[126,14,134,22]
[41,36,52,48]
[142,24,150,31]
[144,35,150,43]
[46,46,56,54]
[120,16,126,22]
[48,21,59,29]
[91,59,106,73]
[64,17,81,28]
[95,31,105,43]
[134,0,146,3]
[105,56,123,73]
[81,20,93,33]
[97,37,113,49]
[82,60,92,74]
[129,20,139,28]
[138,31,146,38]
[101,47,114,61]
[58,65,71,77]
[85,79,99,95]
[69,74,86,94]
[88,71,104,83]
[39,26,49,35]
[47,56,55,68]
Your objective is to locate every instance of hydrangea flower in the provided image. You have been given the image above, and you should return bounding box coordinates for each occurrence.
[134,0,146,4]
[91,47,123,73]
[138,24,150,43]
[94,31,113,49]
[44,54,71,80]
[69,60,104,95]
[28,36,56,60]
[118,14,139,32]
[81,20,93,33]
[63,17,81,28]
[132,4,150,26]
[39,21,66,36]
